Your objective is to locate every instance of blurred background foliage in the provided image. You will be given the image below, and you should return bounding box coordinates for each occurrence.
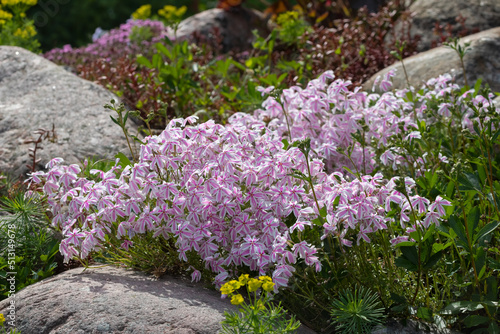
[28,0,388,52]
[28,0,269,51]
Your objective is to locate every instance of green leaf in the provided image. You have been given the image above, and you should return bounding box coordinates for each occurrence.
[491,128,500,142]
[311,217,324,226]
[449,215,469,249]
[417,307,433,321]
[156,42,172,59]
[395,241,416,248]
[123,111,129,125]
[464,315,489,328]
[488,257,500,270]
[115,152,132,167]
[467,206,481,240]
[109,116,120,126]
[475,247,486,280]
[342,166,357,177]
[394,256,418,272]
[422,223,436,242]
[282,139,290,150]
[136,55,153,68]
[446,181,455,198]
[230,59,246,71]
[473,221,500,244]
[277,72,288,85]
[486,276,498,301]
[473,78,483,96]
[130,135,146,145]
[332,195,340,208]
[400,246,419,265]
[458,172,481,192]
[477,164,487,186]
[319,206,327,218]
[443,301,484,314]
[423,251,442,270]
[489,320,500,334]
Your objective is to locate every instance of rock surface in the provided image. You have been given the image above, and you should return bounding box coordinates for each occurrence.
[0,266,316,334]
[0,46,138,179]
[364,27,500,93]
[388,0,500,51]
[371,318,462,334]
[173,8,270,53]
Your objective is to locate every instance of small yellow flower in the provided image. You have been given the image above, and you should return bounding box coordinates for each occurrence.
[262,281,275,292]
[247,278,262,292]
[230,294,244,305]
[26,24,36,36]
[0,9,13,20]
[158,5,186,20]
[220,282,235,295]
[258,275,272,283]
[0,313,5,324]
[131,4,151,20]
[238,274,250,285]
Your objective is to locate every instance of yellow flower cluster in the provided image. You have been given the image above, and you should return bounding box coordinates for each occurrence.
[276,10,299,26]
[0,8,12,25]
[220,274,275,306]
[131,4,151,20]
[13,24,35,38]
[0,313,4,325]
[1,0,37,6]
[158,5,186,21]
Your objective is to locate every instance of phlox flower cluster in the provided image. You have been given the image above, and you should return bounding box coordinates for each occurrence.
[377,73,499,175]
[31,116,326,289]
[254,70,416,174]
[31,71,457,289]
[44,19,169,65]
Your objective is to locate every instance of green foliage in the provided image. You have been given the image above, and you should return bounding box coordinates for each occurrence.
[0,191,59,301]
[96,231,189,279]
[275,10,311,46]
[330,285,386,334]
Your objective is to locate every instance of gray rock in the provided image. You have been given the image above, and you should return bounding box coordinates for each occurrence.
[364,27,500,93]
[388,0,500,51]
[173,8,270,53]
[0,46,138,180]
[0,266,316,334]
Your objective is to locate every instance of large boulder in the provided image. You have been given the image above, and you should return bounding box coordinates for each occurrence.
[173,8,270,53]
[364,28,500,93]
[0,46,138,179]
[388,0,500,51]
[0,266,234,334]
[0,266,317,334]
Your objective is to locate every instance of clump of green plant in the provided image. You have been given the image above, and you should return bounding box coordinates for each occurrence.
[96,230,189,279]
[0,190,59,301]
[220,274,301,334]
[0,0,39,52]
[275,10,311,46]
[330,285,386,334]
